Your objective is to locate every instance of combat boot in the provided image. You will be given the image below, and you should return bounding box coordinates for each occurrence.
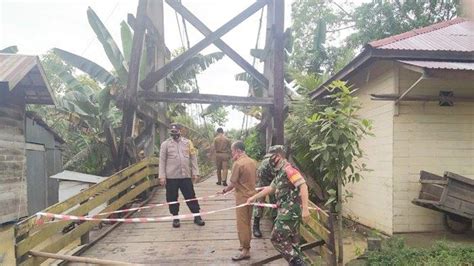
[172,219,180,228]
[289,256,306,266]
[253,217,262,238]
[194,216,205,226]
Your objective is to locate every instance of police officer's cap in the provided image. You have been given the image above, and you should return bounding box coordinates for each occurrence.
[169,123,182,134]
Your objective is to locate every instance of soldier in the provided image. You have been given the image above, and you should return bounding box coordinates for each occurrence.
[253,152,277,238]
[213,127,231,186]
[247,145,309,266]
[222,141,257,261]
[159,123,205,228]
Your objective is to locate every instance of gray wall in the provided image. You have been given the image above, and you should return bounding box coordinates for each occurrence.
[25,116,62,214]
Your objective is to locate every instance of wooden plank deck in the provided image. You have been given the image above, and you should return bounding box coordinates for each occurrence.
[78,177,285,265]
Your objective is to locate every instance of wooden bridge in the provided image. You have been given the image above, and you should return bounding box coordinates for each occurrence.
[3,159,336,265]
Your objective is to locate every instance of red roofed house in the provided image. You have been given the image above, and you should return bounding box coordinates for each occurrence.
[310,18,474,235]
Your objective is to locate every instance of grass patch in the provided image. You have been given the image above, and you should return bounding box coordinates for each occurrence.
[367,237,474,266]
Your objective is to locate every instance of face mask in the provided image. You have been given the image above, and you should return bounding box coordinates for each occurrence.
[171,133,180,140]
[270,154,281,168]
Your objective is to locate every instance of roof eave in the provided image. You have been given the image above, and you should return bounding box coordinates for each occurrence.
[310,46,374,100]
[309,47,474,101]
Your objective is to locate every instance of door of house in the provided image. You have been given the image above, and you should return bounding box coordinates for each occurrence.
[26,143,48,215]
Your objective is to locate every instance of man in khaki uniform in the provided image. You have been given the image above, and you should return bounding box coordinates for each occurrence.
[222,141,257,261]
[213,127,231,186]
[159,123,205,228]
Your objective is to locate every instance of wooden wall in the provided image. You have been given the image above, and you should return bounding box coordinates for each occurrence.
[0,92,27,224]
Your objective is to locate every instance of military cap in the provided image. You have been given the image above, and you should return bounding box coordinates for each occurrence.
[268,145,285,154]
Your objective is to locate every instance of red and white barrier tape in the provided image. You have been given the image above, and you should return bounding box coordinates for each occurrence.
[93,190,234,216]
[36,202,273,224]
[89,186,268,217]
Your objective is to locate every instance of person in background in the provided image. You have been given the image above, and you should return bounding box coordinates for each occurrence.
[222,141,257,261]
[247,145,310,266]
[159,123,205,228]
[213,127,231,186]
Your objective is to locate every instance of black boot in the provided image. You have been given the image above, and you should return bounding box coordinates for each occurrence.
[216,181,221,185]
[222,181,228,186]
[194,216,205,226]
[172,219,180,228]
[253,217,262,238]
[289,257,306,266]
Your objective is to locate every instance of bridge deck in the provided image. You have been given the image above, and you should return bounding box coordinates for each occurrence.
[78,177,285,265]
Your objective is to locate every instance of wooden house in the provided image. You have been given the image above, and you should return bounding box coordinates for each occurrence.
[0,53,59,223]
[310,18,474,235]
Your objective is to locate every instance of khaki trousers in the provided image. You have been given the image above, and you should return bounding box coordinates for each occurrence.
[216,153,229,182]
[235,202,252,249]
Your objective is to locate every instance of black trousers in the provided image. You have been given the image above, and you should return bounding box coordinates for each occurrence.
[166,178,200,215]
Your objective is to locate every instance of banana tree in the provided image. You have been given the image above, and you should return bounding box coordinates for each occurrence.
[52,6,224,170]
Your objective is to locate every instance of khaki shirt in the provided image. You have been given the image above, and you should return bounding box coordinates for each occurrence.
[213,134,231,154]
[159,137,199,179]
[230,154,257,204]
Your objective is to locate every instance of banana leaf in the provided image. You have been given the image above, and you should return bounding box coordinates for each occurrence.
[53,48,117,85]
[169,52,224,84]
[87,7,129,85]
[0,46,18,54]
[120,21,133,64]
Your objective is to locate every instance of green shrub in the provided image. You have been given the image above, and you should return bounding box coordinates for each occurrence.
[243,129,265,161]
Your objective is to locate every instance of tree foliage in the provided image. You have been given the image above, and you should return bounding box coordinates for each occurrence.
[290,0,461,75]
[348,0,461,49]
[286,78,372,202]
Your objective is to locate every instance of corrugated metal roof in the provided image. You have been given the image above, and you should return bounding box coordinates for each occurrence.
[399,60,474,71]
[0,53,55,105]
[50,170,105,184]
[370,18,474,52]
[0,53,36,89]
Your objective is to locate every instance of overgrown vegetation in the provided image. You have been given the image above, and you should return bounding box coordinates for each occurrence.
[26,7,224,175]
[367,238,474,266]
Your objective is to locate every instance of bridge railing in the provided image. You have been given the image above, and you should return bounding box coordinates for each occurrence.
[12,157,159,265]
[252,200,337,266]
[300,201,337,265]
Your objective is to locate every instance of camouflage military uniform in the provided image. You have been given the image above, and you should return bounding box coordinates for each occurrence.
[253,156,277,219]
[270,160,306,263]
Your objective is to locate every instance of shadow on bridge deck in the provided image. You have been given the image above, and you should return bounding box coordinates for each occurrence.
[76,177,286,265]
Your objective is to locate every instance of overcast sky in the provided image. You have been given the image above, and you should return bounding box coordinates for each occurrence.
[0,0,296,129]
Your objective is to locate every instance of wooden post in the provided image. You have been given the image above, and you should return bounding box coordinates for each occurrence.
[119,0,148,168]
[273,0,285,145]
[337,178,344,264]
[29,250,134,265]
[146,0,168,150]
[0,224,17,265]
[263,1,274,151]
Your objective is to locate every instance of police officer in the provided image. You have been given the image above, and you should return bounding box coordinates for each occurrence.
[253,151,277,238]
[247,145,309,266]
[213,127,231,186]
[159,123,205,228]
